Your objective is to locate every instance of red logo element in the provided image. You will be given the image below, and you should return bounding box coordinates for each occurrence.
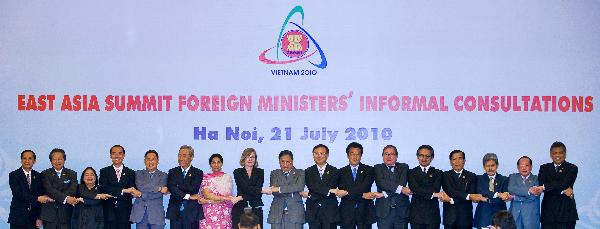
[280,30,309,58]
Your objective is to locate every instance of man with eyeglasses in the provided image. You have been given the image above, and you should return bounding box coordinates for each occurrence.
[304,144,339,229]
[408,145,448,229]
[373,145,411,229]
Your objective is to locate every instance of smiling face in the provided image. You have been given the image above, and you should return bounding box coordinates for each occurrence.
[550,147,566,165]
[110,146,125,166]
[210,156,223,173]
[144,152,159,172]
[517,157,532,177]
[83,168,96,186]
[50,152,65,171]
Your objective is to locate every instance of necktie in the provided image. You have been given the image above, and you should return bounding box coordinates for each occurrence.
[180,169,187,211]
[56,171,61,178]
[318,168,324,179]
[555,165,559,172]
[283,172,289,210]
[423,167,427,173]
[116,168,121,182]
[26,173,31,189]
[522,176,527,184]
[489,176,495,192]
[352,168,357,181]
[150,172,155,179]
[388,166,394,172]
[456,172,461,180]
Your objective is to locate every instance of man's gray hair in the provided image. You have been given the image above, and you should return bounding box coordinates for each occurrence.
[180,145,194,157]
[482,153,499,166]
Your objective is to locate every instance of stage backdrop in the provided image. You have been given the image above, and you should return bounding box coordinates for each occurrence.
[1,1,599,228]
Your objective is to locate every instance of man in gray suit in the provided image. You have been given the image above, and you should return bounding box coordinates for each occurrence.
[508,156,542,229]
[267,150,306,229]
[130,150,169,229]
[373,145,411,229]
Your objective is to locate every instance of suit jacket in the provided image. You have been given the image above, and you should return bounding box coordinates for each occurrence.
[233,167,264,209]
[71,184,104,229]
[99,165,135,223]
[268,167,305,224]
[441,169,477,227]
[40,167,78,223]
[8,167,44,226]
[538,161,578,223]
[408,166,443,225]
[305,164,339,223]
[473,173,508,228]
[337,163,375,225]
[373,162,410,219]
[130,169,167,225]
[507,173,540,228]
[166,166,204,222]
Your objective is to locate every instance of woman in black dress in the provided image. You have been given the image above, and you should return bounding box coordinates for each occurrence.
[232,148,265,229]
[71,167,111,229]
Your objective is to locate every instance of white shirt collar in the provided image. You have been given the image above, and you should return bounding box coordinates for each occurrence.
[454,169,463,174]
[22,168,32,176]
[350,164,359,170]
[420,165,430,172]
[181,166,190,172]
[54,168,63,173]
[113,165,123,171]
[488,173,497,179]
[317,163,328,171]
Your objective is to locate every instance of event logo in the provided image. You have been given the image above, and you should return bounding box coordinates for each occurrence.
[259,6,327,73]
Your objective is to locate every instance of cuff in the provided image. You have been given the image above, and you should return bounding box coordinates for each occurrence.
[493,192,498,198]
[63,197,68,204]
[395,185,403,194]
[184,194,190,200]
[383,191,389,198]
[465,194,470,200]
[450,198,455,205]
[430,194,435,199]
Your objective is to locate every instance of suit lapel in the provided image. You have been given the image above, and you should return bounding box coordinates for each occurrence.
[18,170,31,191]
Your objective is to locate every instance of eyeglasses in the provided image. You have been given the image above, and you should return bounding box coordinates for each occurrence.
[417,154,432,159]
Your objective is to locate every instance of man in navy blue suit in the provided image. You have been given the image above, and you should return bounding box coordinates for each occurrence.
[8,149,54,229]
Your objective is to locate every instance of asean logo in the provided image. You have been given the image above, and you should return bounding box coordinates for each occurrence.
[259,6,327,69]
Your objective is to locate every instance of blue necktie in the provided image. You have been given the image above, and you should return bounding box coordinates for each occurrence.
[180,170,187,211]
[388,166,394,172]
[150,172,154,179]
[352,167,357,181]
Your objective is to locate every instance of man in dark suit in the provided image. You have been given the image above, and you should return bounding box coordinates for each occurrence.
[538,141,578,229]
[473,153,510,228]
[99,144,136,229]
[373,145,411,229]
[166,145,204,229]
[336,142,375,229]
[304,144,339,229]
[8,150,53,229]
[441,150,483,229]
[408,145,448,229]
[40,148,78,229]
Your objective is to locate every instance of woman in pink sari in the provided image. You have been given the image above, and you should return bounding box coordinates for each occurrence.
[199,154,242,229]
